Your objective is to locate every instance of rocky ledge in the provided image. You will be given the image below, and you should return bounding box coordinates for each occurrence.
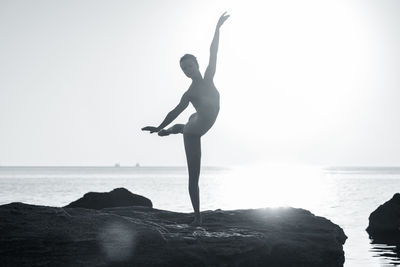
[64,188,153,209]
[367,193,400,236]
[0,201,346,267]
[366,193,400,252]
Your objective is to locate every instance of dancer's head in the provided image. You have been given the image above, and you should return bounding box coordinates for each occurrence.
[180,54,199,78]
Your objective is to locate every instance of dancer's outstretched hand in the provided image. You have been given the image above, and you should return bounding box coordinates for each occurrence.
[141,126,160,134]
[217,12,230,29]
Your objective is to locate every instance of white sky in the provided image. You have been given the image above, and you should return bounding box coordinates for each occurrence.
[0,0,399,167]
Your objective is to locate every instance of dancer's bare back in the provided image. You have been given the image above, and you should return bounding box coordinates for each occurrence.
[180,76,220,136]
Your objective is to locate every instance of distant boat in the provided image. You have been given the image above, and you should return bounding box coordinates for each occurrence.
[135,163,141,167]
[114,163,120,167]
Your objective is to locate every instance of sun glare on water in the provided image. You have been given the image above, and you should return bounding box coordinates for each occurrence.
[218,163,326,211]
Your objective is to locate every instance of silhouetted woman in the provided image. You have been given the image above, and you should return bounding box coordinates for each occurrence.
[142,12,229,226]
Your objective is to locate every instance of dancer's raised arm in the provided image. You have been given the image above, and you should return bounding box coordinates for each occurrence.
[142,92,189,133]
[204,12,230,81]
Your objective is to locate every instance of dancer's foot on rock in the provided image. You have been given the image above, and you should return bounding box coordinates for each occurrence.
[189,216,203,226]
[158,129,170,136]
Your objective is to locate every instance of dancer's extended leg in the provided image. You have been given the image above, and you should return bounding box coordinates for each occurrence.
[183,133,202,225]
[158,124,185,136]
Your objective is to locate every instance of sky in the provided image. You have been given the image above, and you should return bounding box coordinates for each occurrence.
[0,0,399,167]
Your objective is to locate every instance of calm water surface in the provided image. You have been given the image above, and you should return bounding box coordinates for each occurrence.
[1,164,400,266]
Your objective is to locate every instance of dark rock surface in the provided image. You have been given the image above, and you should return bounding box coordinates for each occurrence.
[366,193,400,262]
[366,193,400,263]
[367,193,400,235]
[64,187,152,209]
[0,202,346,267]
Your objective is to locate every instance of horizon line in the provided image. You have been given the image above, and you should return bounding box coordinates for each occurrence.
[1,165,400,168]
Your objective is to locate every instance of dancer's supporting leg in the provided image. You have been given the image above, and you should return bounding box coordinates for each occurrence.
[183,133,202,225]
[158,124,185,136]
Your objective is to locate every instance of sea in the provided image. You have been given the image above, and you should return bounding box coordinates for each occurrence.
[1,164,400,267]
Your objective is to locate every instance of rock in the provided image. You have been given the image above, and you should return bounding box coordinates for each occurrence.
[366,193,400,235]
[0,202,346,267]
[366,193,400,260]
[64,187,152,209]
